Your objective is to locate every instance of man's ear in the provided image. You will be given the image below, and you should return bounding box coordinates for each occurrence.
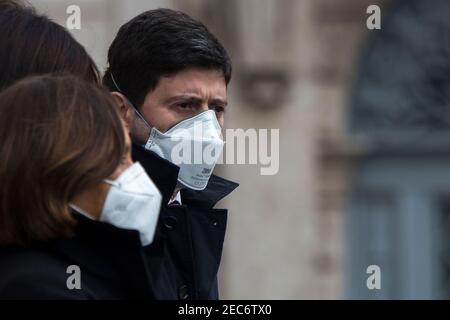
[111,92,133,128]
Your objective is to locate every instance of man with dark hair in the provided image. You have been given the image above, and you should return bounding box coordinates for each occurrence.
[103,8,238,300]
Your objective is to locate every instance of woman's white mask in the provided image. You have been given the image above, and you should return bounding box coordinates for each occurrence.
[101,162,162,246]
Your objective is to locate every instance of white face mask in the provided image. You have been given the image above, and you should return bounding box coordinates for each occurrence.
[140,110,224,191]
[101,162,162,246]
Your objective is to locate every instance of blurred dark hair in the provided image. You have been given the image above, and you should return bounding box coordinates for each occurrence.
[103,8,232,108]
[0,0,100,91]
[0,75,125,246]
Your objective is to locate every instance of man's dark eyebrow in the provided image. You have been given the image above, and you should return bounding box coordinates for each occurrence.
[164,94,202,105]
[164,95,228,106]
[211,98,228,107]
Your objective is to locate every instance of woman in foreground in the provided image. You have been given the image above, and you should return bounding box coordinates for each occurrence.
[0,75,162,299]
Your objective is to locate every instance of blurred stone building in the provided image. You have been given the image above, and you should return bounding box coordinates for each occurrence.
[31,0,450,299]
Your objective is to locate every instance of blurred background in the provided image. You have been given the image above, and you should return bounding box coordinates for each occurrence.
[29,0,450,299]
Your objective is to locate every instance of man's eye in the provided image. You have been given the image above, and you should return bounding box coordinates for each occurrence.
[177,102,194,109]
[211,105,225,113]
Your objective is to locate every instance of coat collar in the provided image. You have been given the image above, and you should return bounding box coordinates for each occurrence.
[131,143,239,209]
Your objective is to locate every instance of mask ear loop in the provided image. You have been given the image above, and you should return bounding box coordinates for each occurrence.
[104,179,121,188]
[110,71,153,129]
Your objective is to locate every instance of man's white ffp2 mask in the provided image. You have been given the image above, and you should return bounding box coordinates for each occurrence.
[102,162,162,246]
[142,110,224,191]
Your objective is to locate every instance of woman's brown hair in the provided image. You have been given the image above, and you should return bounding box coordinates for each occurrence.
[0,0,100,91]
[0,75,126,246]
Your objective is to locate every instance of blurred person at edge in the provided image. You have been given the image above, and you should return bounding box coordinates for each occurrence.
[0,75,162,299]
[103,9,239,300]
[0,0,100,91]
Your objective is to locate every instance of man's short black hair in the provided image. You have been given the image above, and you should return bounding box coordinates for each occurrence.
[103,8,232,108]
